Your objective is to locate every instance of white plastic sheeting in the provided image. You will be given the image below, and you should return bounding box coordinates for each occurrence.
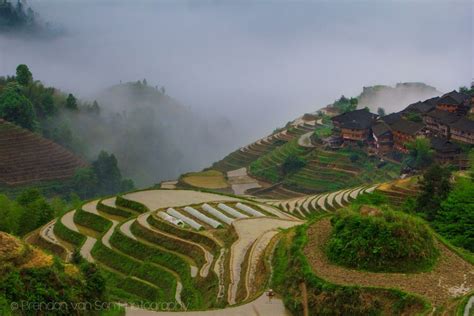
[166,208,202,230]
[235,203,264,217]
[183,206,222,228]
[157,211,184,227]
[216,203,248,219]
[201,204,234,224]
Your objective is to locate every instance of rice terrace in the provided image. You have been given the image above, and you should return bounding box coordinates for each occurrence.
[0,1,473,315]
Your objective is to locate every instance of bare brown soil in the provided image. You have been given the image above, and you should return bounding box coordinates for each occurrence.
[0,119,86,185]
[304,218,474,307]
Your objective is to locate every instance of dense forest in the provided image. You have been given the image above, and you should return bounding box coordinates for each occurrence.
[0,0,51,35]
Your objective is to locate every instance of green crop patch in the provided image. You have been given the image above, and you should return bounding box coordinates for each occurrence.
[74,207,112,233]
[97,200,133,218]
[53,217,85,246]
[131,220,206,266]
[116,195,149,213]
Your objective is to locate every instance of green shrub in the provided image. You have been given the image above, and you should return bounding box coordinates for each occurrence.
[74,207,111,233]
[131,262,176,301]
[101,270,156,303]
[53,218,85,246]
[91,241,140,275]
[282,154,306,175]
[115,195,148,213]
[117,277,161,302]
[434,178,474,252]
[272,221,429,315]
[97,200,133,218]
[326,210,438,272]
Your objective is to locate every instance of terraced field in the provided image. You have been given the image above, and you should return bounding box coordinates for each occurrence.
[265,184,379,218]
[0,119,86,185]
[31,189,300,312]
[212,122,316,172]
[245,140,398,199]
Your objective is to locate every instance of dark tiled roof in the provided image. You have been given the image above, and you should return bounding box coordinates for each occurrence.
[450,117,474,133]
[430,137,460,152]
[331,109,377,130]
[425,96,440,107]
[372,122,391,137]
[391,119,424,135]
[438,90,469,105]
[403,101,435,114]
[380,112,402,126]
[425,109,462,125]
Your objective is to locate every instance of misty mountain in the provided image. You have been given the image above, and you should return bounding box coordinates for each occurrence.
[357,83,440,113]
[66,81,236,186]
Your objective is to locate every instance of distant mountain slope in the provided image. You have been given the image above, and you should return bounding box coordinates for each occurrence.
[0,119,86,185]
[66,80,236,186]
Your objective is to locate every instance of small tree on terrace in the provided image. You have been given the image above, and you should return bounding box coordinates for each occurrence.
[416,164,452,221]
[16,64,32,86]
[377,107,386,117]
[65,93,78,111]
[405,137,433,170]
[0,83,37,130]
[281,154,306,176]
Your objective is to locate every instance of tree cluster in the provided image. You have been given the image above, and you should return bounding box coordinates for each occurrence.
[0,189,79,237]
[410,162,473,252]
[332,95,358,113]
[0,0,37,32]
[72,151,135,199]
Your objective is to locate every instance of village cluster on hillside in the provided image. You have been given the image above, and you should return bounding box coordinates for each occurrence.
[319,89,474,168]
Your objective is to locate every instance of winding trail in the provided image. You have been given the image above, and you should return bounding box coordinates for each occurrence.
[243,230,278,301]
[304,218,474,307]
[464,295,474,316]
[213,249,226,300]
[227,168,261,196]
[227,217,302,305]
[298,131,316,148]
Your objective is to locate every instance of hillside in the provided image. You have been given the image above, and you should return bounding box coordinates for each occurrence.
[0,118,86,186]
[65,80,237,186]
[0,232,110,315]
[204,114,400,199]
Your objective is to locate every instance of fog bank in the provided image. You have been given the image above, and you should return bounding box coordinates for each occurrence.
[0,0,471,165]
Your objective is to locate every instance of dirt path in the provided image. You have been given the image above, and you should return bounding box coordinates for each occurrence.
[465,295,474,316]
[124,293,291,316]
[298,131,316,148]
[213,249,226,300]
[227,217,302,305]
[244,230,278,300]
[226,168,261,195]
[304,218,474,307]
[161,180,178,189]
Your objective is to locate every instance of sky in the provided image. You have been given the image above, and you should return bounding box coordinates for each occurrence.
[0,0,472,144]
